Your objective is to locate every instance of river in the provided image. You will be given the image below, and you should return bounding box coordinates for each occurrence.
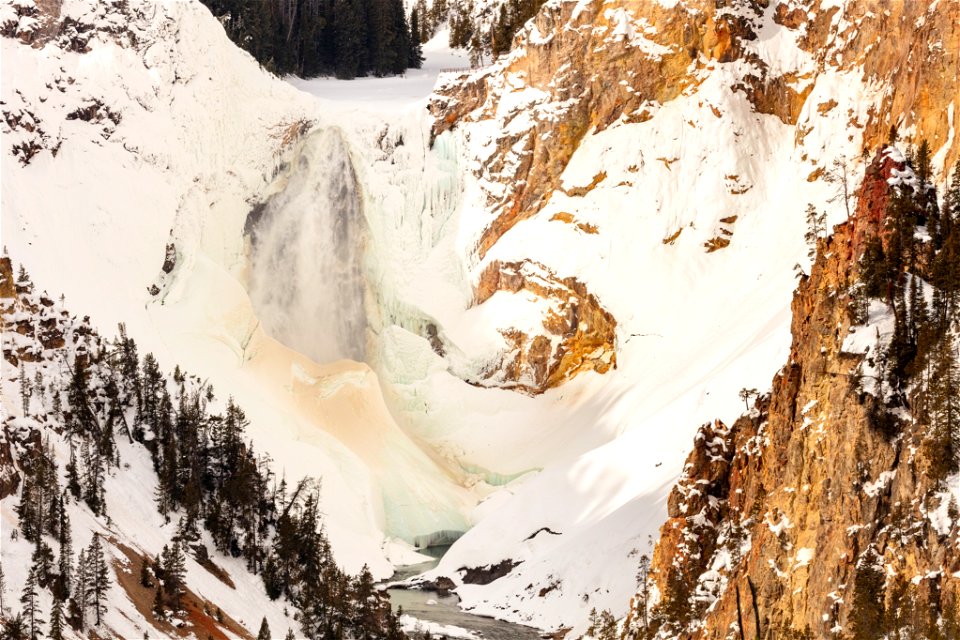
[385,547,545,640]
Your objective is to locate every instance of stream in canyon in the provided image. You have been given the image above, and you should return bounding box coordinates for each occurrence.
[386,547,545,640]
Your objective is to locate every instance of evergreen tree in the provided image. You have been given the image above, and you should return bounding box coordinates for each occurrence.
[19,362,31,416]
[883,574,912,638]
[66,441,81,500]
[74,548,88,631]
[408,6,424,68]
[48,596,65,640]
[20,566,43,640]
[258,616,272,640]
[333,0,366,78]
[67,355,93,435]
[152,582,166,621]
[30,540,54,590]
[849,549,885,640]
[413,0,428,41]
[633,554,651,635]
[161,541,186,613]
[86,533,111,626]
[926,328,960,480]
[352,564,378,636]
[1,614,27,640]
[55,494,73,601]
[140,560,153,588]
[81,437,105,515]
[32,369,43,402]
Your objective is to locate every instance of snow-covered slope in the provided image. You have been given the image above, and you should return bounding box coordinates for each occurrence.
[386,0,959,632]
[3,0,958,636]
[0,261,308,639]
[0,0,470,578]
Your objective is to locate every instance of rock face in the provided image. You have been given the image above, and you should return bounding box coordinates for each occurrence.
[429,0,959,394]
[433,0,960,258]
[473,260,616,393]
[630,151,960,638]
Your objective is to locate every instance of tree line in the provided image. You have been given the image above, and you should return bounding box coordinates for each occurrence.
[200,0,423,79]
[445,0,546,65]
[854,137,960,482]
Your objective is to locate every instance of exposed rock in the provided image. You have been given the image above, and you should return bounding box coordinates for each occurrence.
[459,559,522,585]
[472,260,616,394]
[0,433,21,500]
[429,0,957,396]
[633,149,960,638]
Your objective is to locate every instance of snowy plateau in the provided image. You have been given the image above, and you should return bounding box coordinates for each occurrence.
[1,0,959,639]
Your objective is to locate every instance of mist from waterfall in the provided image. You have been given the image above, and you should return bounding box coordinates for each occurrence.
[247,127,367,364]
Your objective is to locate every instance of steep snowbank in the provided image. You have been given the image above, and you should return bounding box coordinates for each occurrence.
[1,0,471,579]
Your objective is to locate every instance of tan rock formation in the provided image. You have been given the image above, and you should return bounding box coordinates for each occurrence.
[471,260,617,394]
[629,150,960,638]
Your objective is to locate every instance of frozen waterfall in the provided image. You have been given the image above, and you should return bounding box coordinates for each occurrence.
[247,127,367,364]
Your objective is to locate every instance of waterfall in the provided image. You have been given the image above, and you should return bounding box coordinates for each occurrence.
[247,127,367,364]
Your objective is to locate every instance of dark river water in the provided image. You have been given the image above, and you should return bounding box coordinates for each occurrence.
[384,547,544,640]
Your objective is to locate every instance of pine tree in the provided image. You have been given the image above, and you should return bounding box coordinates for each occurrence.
[32,369,43,402]
[140,560,153,588]
[74,548,88,631]
[66,440,81,499]
[55,494,73,601]
[16,438,59,544]
[1,614,27,640]
[68,355,93,435]
[408,6,424,68]
[333,0,366,78]
[633,554,652,635]
[849,549,885,640]
[20,565,43,640]
[152,582,166,621]
[19,362,31,416]
[352,564,378,634]
[30,539,54,590]
[413,0,428,41]
[82,437,105,515]
[926,328,960,480]
[883,573,912,638]
[86,533,111,626]
[48,596,65,640]
[161,540,186,612]
[258,616,272,640]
